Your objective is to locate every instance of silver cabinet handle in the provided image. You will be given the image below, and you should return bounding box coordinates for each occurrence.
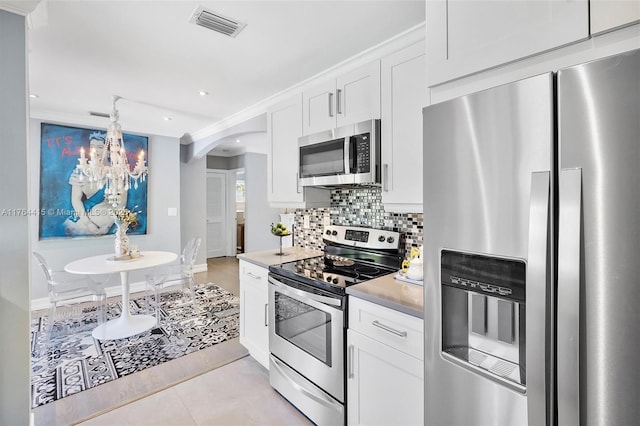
[348,344,355,378]
[336,88,342,114]
[328,92,334,117]
[557,168,582,426]
[264,303,268,327]
[526,171,551,426]
[372,320,407,338]
[383,163,389,192]
[246,272,262,280]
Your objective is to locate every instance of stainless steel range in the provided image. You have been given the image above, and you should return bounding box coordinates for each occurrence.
[268,225,402,425]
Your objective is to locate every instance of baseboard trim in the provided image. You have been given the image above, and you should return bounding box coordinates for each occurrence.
[31,263,209,312]
[31,280,147,312]
[193,263,207,274]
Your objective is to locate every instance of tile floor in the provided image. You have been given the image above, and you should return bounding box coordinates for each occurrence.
[33,257,313,426]
[78,356,311,426]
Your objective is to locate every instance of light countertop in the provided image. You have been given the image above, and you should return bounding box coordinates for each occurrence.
[347,273,424,318]
[237,247,323,268]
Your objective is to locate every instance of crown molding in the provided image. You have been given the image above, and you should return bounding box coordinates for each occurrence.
[0,1,39,16]
[187,22,426,149]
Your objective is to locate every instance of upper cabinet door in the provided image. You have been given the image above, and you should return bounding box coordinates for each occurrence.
[303,61,381,135]
[381,41,427,212]
[426,0,589,86]
[267,94,304,205]
[336,60,381,127]
[591,0,640,35]
[302,79,336,136]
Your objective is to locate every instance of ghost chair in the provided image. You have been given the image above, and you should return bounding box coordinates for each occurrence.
[145,237,201,326]
[32,251,107,351]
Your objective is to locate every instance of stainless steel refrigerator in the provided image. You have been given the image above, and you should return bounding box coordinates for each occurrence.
[422,48,640,425]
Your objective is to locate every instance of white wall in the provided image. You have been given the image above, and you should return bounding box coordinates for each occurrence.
[244,153,281,252]
[29,120,182,301]
[180,156,207,265]
[0,9,30,425]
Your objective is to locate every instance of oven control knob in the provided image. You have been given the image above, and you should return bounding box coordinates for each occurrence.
[387,236,395,244]
[332,230,338,236]
[326,276,333,282]
[332,278,339,284]
[326,230,331,235]
[378,235,385,242]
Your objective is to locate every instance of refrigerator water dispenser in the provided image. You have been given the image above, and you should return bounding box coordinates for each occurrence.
[440,250,526,393]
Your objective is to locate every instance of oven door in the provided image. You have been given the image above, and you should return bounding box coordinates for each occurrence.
[268,274,344,402]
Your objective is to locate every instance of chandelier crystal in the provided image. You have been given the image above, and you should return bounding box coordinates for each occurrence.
[75,95,147,207]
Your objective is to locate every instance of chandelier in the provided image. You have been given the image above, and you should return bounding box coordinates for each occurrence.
[75,95,147,207]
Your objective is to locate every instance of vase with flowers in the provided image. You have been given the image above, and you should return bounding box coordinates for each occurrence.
[113,208,137,257]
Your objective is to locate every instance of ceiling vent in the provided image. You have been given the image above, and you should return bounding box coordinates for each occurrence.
[89,111,110,118]
[189,6,246,38]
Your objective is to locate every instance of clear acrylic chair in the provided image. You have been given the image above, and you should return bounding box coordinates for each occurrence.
[32,251,107,346]
[145,237,201,326]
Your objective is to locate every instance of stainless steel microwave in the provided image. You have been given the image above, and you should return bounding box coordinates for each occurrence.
[298,119,381,187]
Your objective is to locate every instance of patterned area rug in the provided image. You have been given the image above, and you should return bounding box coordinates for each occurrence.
[30,283,239,409]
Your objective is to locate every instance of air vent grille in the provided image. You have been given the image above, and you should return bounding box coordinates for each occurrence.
[190,7,246,38]
[89,111,110,118]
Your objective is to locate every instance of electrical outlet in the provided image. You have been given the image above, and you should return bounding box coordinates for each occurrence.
[323,216,330,226]
[303,215,310,229]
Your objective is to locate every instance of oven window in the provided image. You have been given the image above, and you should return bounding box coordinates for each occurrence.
[299,138,345,178]
[274,292,332,366]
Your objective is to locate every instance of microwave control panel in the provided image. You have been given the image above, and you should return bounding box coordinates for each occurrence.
[352,134,371,173]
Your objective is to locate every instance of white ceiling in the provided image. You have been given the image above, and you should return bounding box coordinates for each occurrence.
[24,0,425,156]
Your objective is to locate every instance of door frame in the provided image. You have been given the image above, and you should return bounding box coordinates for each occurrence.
[206,169,235,257]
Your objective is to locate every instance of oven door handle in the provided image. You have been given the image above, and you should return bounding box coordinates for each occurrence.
[268,276,342,307]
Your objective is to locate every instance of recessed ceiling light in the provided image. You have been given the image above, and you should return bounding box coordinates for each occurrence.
[163,116,172,121]
[29,94,39,98]
[199,90,208,96]
[235,139,240,144]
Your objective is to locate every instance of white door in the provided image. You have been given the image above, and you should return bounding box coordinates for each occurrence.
[206,171,226,258]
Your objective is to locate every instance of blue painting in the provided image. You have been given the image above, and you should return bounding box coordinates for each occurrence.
[39,123,148,239]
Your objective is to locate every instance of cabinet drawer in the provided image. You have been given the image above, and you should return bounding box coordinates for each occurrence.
[349,297,423,360]
[240,260,268,284]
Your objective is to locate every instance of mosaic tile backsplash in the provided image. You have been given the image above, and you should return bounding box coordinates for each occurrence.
[293,187,423,260]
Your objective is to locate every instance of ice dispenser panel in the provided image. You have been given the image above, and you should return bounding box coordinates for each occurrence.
[440,250,526,392]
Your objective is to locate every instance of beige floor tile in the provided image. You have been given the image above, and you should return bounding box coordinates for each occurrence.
[174,357,312,426]
[80,387,197,426]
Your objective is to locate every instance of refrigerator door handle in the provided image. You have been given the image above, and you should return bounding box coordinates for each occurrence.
[526,171,551,426]
[557,168,582,426]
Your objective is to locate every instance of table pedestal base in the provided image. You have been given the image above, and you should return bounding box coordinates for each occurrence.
[92,314,156,340]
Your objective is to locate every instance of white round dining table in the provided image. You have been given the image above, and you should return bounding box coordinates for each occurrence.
[65,250,178,340]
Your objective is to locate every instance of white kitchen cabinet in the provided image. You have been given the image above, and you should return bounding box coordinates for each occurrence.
[267,94,330,208]
[426,0,589,86]
[302,60,380,135]
[239,260,269,369]
[380,40,427,213]
[590,0,640,35]
[347,297,424,426]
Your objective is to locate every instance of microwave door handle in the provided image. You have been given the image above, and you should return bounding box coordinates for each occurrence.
[344,137,351,174]
[349,137,356,173]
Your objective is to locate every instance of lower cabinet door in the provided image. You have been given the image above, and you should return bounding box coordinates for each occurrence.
[239,277,269,369]
[347,330,423,426]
